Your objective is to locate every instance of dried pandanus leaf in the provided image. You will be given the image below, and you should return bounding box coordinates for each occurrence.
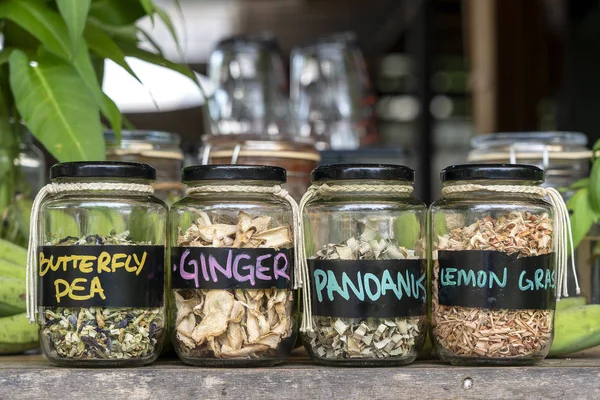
[304,218,425,360]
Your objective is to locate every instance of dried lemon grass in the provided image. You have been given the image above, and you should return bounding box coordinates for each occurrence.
[432,211,554,359]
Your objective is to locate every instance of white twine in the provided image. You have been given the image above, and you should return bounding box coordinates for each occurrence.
[441,184,580,300]
[186,185,303,290]
[26,182,154,323]
[298,183,415,333]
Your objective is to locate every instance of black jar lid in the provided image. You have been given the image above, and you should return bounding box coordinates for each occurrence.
[50,161,156,180]
[182,165,286,183]
[441,164,545,183]
[312,164,415,182]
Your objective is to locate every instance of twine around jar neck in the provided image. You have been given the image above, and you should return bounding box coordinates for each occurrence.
[26,182,155,323]
[298,182,415,333]
[186,184,303,290]
[441,184,579,301]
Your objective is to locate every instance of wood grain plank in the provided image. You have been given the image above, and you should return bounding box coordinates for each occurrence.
[0,351,599,399]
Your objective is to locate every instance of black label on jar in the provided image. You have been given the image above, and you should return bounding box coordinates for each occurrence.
[171,247,293,290]
[437,250,555,310]
[38,245,165,307]
[308,259,426,318]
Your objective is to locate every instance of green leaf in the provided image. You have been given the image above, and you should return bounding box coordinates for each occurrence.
[569,178,590,191]
[589,157,600,213]
[71,39,123,137]
[1,20,40,50]
[102,93,122,139]
[8,50,105,161]
[0,0,71,60]
[154,5,182,55]
[568,188,599,249]
[89,0,146,26]
[88,18,139,44]
[0,49,14,66]
[57,0,91,53]
[119,44,200,88]
[137,27,164,57]
[593,139,600,154]
[140,0,155,23]
[84,22,141,83]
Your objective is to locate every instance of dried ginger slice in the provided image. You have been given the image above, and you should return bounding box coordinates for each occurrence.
[191,290,235,344]
[220,344,269,358]
[197,224,237,242]
[176,313,196,339]
[257,333,282,349]
[227,322,245,350]
[251,216,272,233]
[254,226,292,248]
[233,212,256,247]
[229,301,245,323]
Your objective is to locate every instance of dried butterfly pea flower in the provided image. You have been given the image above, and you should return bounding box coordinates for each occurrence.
[40,231,164,361]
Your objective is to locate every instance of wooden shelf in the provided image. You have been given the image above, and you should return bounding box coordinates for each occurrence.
[1,348,599,399]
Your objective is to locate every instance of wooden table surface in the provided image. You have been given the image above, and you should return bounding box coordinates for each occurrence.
[1,348,599,400]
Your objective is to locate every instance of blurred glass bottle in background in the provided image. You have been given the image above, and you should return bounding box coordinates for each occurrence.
[207,33,292,139]
[105,130,184,205]
[290,32,377,150]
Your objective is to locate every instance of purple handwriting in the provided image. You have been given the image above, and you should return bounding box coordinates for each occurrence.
[173,249,290,288]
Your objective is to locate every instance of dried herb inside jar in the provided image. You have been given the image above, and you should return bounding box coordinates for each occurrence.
[305,219,426,360]
[174,211,294,359]
[432,211,554,358]
[41,231,164,360]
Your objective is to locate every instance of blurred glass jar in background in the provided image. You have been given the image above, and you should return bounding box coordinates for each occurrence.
[199,137,320,202]
[18,133,47,196]
[207,33,291,139]
[468,131,591,299]
[468,132,589,194]
[290,32,377,150]
[105,130,184,204]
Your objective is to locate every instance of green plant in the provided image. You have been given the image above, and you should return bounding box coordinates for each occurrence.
[0,0,197,245]
[567,140,600,250]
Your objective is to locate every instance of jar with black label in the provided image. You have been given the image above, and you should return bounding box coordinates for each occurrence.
[169,165,298,366]
[299,164,427,366]
[430,164,575,365]
[28,162,167,367]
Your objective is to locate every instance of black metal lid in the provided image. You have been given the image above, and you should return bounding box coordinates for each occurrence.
[50,161,156,180]
[182,165,286,183]
[312,164,415,182]
[441,164,545,183]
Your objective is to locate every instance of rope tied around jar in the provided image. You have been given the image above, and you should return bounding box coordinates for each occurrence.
[298,183,415,333]
[26,182,155,323]
[186,185,303,290]
[441,184,579,300]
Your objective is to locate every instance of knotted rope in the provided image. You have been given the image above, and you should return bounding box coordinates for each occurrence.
[441,184,579,300]
[298,183,414,333]
[186,185,303,290]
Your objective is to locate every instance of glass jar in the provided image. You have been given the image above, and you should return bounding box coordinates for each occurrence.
[169,165,297,366]
[430,164,555,365]
[199,137,320,202]
[301,164,427,366]
[18,133,47,196]
[105,130,184,204]
[468,132,589,193]
[36,162,167,367]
